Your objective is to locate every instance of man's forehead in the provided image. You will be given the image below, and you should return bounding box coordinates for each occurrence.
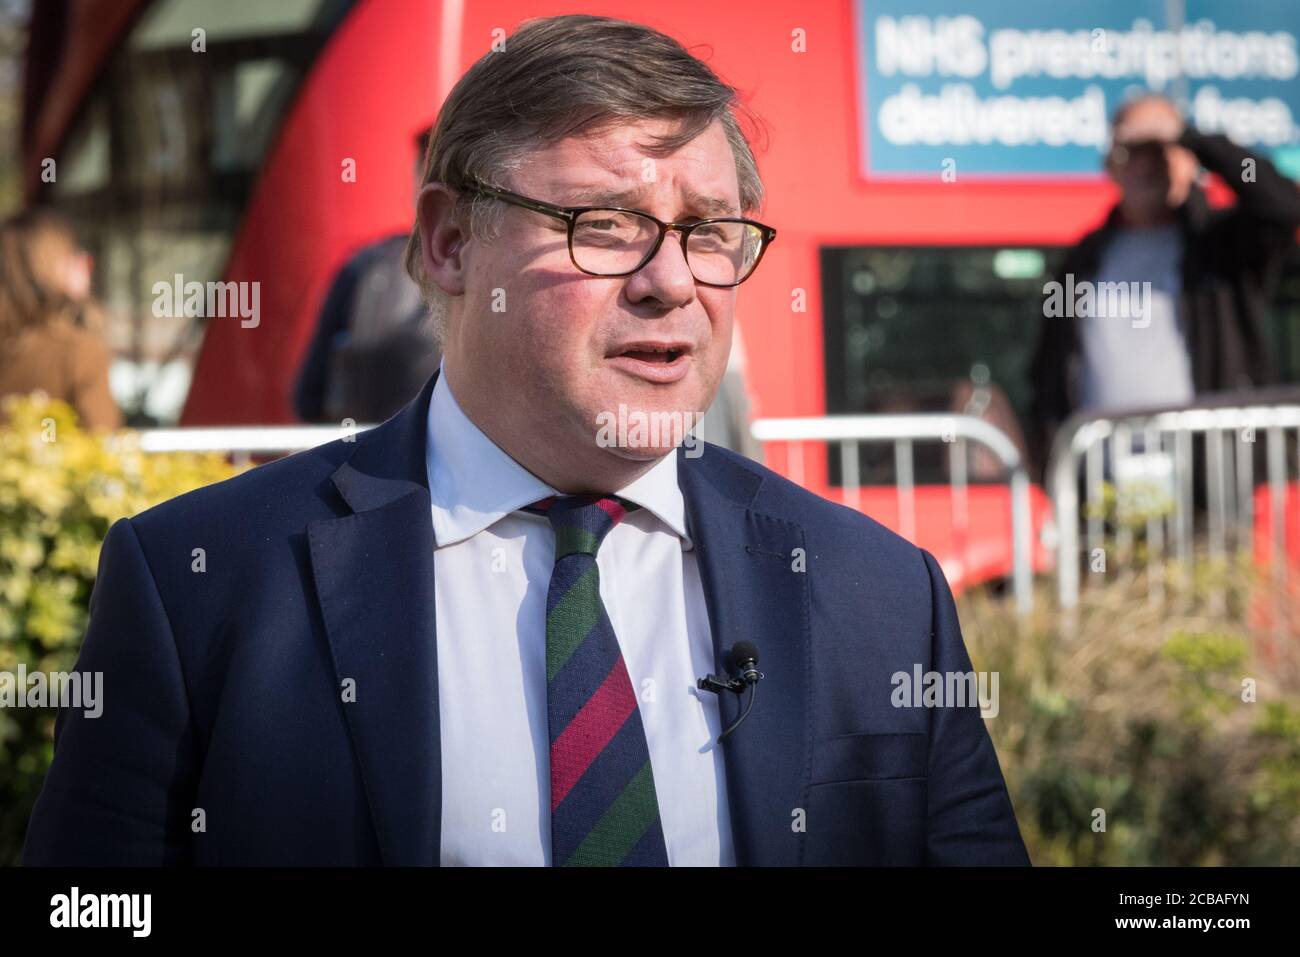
[527,123,740,214]
[1115,98,1179,129]
[547,179,739,216]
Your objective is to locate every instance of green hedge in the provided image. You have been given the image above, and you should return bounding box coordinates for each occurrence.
[960,567,1300,865]
[0,395,241,864]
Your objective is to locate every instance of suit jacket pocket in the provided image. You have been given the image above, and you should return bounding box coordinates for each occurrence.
[810,731,928,786]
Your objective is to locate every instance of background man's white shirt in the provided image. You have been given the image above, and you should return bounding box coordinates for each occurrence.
[1079,223,1195,413]
[427,363,735,865]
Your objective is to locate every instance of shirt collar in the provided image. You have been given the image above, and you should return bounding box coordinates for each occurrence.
[426,361,692,549]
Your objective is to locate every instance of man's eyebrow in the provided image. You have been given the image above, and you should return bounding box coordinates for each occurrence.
[557,184,740,217]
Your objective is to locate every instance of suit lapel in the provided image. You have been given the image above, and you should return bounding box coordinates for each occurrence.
[307,371,443,866]
[679,450,812,866]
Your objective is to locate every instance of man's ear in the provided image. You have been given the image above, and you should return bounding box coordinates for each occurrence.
[417,182,468,296]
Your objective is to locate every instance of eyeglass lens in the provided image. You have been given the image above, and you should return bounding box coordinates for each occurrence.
[571,209,764,285]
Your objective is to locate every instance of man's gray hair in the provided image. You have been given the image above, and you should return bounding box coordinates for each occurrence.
[403,14,768,344]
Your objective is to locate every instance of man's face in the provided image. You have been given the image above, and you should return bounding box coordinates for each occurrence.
[1105,98,1198,215]
[445,117,741,465]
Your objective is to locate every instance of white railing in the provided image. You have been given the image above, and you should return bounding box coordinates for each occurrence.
[133,424,376,462]
[1048,390,1300,619]
[130,415,1036,613]
[750,414,1034,613]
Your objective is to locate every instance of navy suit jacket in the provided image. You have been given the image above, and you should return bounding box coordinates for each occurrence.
[24,369,1029,866]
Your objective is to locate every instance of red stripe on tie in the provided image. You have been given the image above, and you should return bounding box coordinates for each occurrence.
[594,497,627,524]
[550,656,638,812]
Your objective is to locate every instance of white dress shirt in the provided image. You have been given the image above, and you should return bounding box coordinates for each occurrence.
[427,363,735,866]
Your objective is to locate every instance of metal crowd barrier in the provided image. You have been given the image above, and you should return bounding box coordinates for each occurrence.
[1048,389,1300,611]
[132,416,1034,611]
[750,414,1034,613]
[133,424,375,463]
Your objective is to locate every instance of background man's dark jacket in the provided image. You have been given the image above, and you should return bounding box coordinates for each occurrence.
[23,370,1028,866]
[293,234,440,425]
[1027,127,1300,480]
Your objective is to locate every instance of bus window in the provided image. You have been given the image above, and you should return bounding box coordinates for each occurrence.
[821,245,1065,484]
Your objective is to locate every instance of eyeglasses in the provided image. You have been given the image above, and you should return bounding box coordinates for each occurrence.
[1109,139,1169,165]
[462,178,776,287]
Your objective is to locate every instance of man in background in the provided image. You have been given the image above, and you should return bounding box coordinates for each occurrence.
[1027,93,1300,478]
[293,127,441,425]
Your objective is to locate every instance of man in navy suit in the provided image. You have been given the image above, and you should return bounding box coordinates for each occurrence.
[24,14,1027,866]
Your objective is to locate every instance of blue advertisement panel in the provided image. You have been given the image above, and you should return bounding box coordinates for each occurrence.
[857,0,1300,176]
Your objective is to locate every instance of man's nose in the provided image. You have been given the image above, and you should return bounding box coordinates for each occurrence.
[624,230,696,308]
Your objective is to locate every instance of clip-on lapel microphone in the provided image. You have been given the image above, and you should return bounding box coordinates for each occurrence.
[697,640,764,741]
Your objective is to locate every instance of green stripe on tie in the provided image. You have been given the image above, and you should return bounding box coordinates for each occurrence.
[546,564,602,682]
[561,760,661,866]
[555,524,601,559]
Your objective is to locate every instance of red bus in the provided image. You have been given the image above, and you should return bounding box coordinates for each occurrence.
[24,0,1300,591]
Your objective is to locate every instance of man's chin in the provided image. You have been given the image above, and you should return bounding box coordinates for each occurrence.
[588,396,707,460]
[602,443,677,463]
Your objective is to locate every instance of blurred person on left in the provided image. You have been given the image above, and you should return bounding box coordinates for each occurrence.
[0,208,121,431]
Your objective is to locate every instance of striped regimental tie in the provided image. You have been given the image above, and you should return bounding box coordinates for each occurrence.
[521,493,670,866]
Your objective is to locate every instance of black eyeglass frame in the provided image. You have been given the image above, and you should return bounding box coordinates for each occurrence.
[463,178,777,288]
[1108,139,1174,165]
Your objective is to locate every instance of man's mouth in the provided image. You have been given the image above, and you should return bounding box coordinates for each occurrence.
[606,341,693,383]
[608,340,690,361]
[620,348,683,363]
